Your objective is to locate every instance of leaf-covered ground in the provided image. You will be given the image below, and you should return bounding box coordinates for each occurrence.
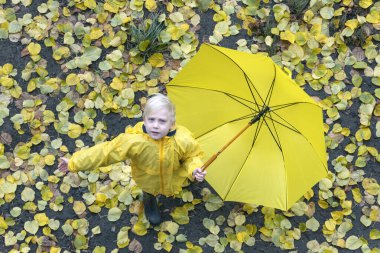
[0,0,380,252]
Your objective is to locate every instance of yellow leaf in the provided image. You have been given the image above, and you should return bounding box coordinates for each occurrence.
[259,227,272,237]
[158,231,168,243]
[359,0,373,8]
[145,0,157,11]
[48,175,60,184]
[88,204,102,213]
[346,235,363,250]
[236,231,249,243]
[280,30,295,43]
[0,77,14,88]
[366,10,380,24]
[343,0,353,5]
[0,216,8,229]
[170,206,189,225]
[345,19,359,30]
[27,79,36,92]
[73,201,86,216]
[355,127,371,141]
[1,63,14,75]
[34,213,49,226]
[148,53,165,67]
[90,28,104,40]
[27,42,41,56]
[95,192,107,203]
[15,144,31,160]
[50,247,61,253]
[68,123,82,138]
[370,209,380,222]
[84,0,97,9]
[44,154,55,166]
[117,226,130,248]
[362,178,380,195]
[325,219,336,231]
[370,229,380,239]
[352,188,362,203]
[66,73,80,86]
[162,242,173,252]
[110,77,124,91]
[303,10,314,23]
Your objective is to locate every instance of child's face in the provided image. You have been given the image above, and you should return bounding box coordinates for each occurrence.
[144,108,174,140]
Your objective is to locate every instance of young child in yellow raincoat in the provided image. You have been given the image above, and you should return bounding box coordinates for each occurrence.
[58,93,206,225]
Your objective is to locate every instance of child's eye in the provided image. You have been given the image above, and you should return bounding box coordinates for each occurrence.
[159,119,167,123]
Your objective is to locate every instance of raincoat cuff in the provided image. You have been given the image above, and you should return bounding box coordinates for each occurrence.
[188,168,196,181]
[68,160,77,173]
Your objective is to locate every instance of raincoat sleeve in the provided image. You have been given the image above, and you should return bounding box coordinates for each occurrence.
[68,133,137,173]
[177,126,204,180]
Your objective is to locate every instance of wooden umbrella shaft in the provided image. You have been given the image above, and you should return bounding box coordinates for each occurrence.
[201,106,270,171]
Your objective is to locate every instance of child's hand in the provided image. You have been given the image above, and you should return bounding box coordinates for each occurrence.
[192,168,206,182]
[58,157,69,174]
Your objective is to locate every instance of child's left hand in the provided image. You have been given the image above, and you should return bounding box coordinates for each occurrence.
[192,168,206,182]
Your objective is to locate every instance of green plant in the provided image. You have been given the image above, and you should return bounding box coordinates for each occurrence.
[127,12,168,61]
[283,0,310,17]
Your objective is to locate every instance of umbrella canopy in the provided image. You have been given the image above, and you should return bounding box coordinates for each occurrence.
[166,44,328,211]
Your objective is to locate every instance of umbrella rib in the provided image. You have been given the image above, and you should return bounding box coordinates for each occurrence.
[270,102,320,111]
[224,115,283,202]
[261,113,282,151]
[263,63,277,106]
[168,84,257,110]
[264,111,301,135]
[223,116,267,201]
[205,44,267,106]
[245,74,265,107]
[195,113,256,139]
[225,93,259,111]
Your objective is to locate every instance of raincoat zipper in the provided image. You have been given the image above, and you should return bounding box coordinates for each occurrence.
[159,140,164,193]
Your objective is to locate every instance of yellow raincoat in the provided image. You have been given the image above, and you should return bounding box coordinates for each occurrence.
[68,122,203,196]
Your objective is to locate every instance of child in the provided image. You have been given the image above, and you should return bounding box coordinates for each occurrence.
[58,93,206,225]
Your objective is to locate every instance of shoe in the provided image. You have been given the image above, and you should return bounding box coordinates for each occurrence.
[143,192,161,225]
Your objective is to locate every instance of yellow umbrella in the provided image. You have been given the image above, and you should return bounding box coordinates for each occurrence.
[166,44,328,211]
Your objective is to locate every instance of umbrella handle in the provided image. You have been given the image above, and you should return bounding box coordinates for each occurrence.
[200,123,251,172]
[201,154,218,171]
[200,106,270,172]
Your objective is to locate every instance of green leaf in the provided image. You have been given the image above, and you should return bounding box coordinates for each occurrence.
[205,194,223,211]
[370,229,380,240]
[0,155,10,169]
[306,217,320,232]
[138,40,150,52]
[8,21,22,33]
[24,220,39,234]
[73,234,88,250]
[108,207,122,222]
[21,187,35,202]
[320,7,334,19]
[198,0,212,12]
[346,235,364,250]
[10,207,21,217]
[171,206,189,225]
[62,224,74,236]
[117,226,131,248]
[83,46,102,61]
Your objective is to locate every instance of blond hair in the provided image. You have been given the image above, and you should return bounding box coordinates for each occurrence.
[143,93,176,123]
